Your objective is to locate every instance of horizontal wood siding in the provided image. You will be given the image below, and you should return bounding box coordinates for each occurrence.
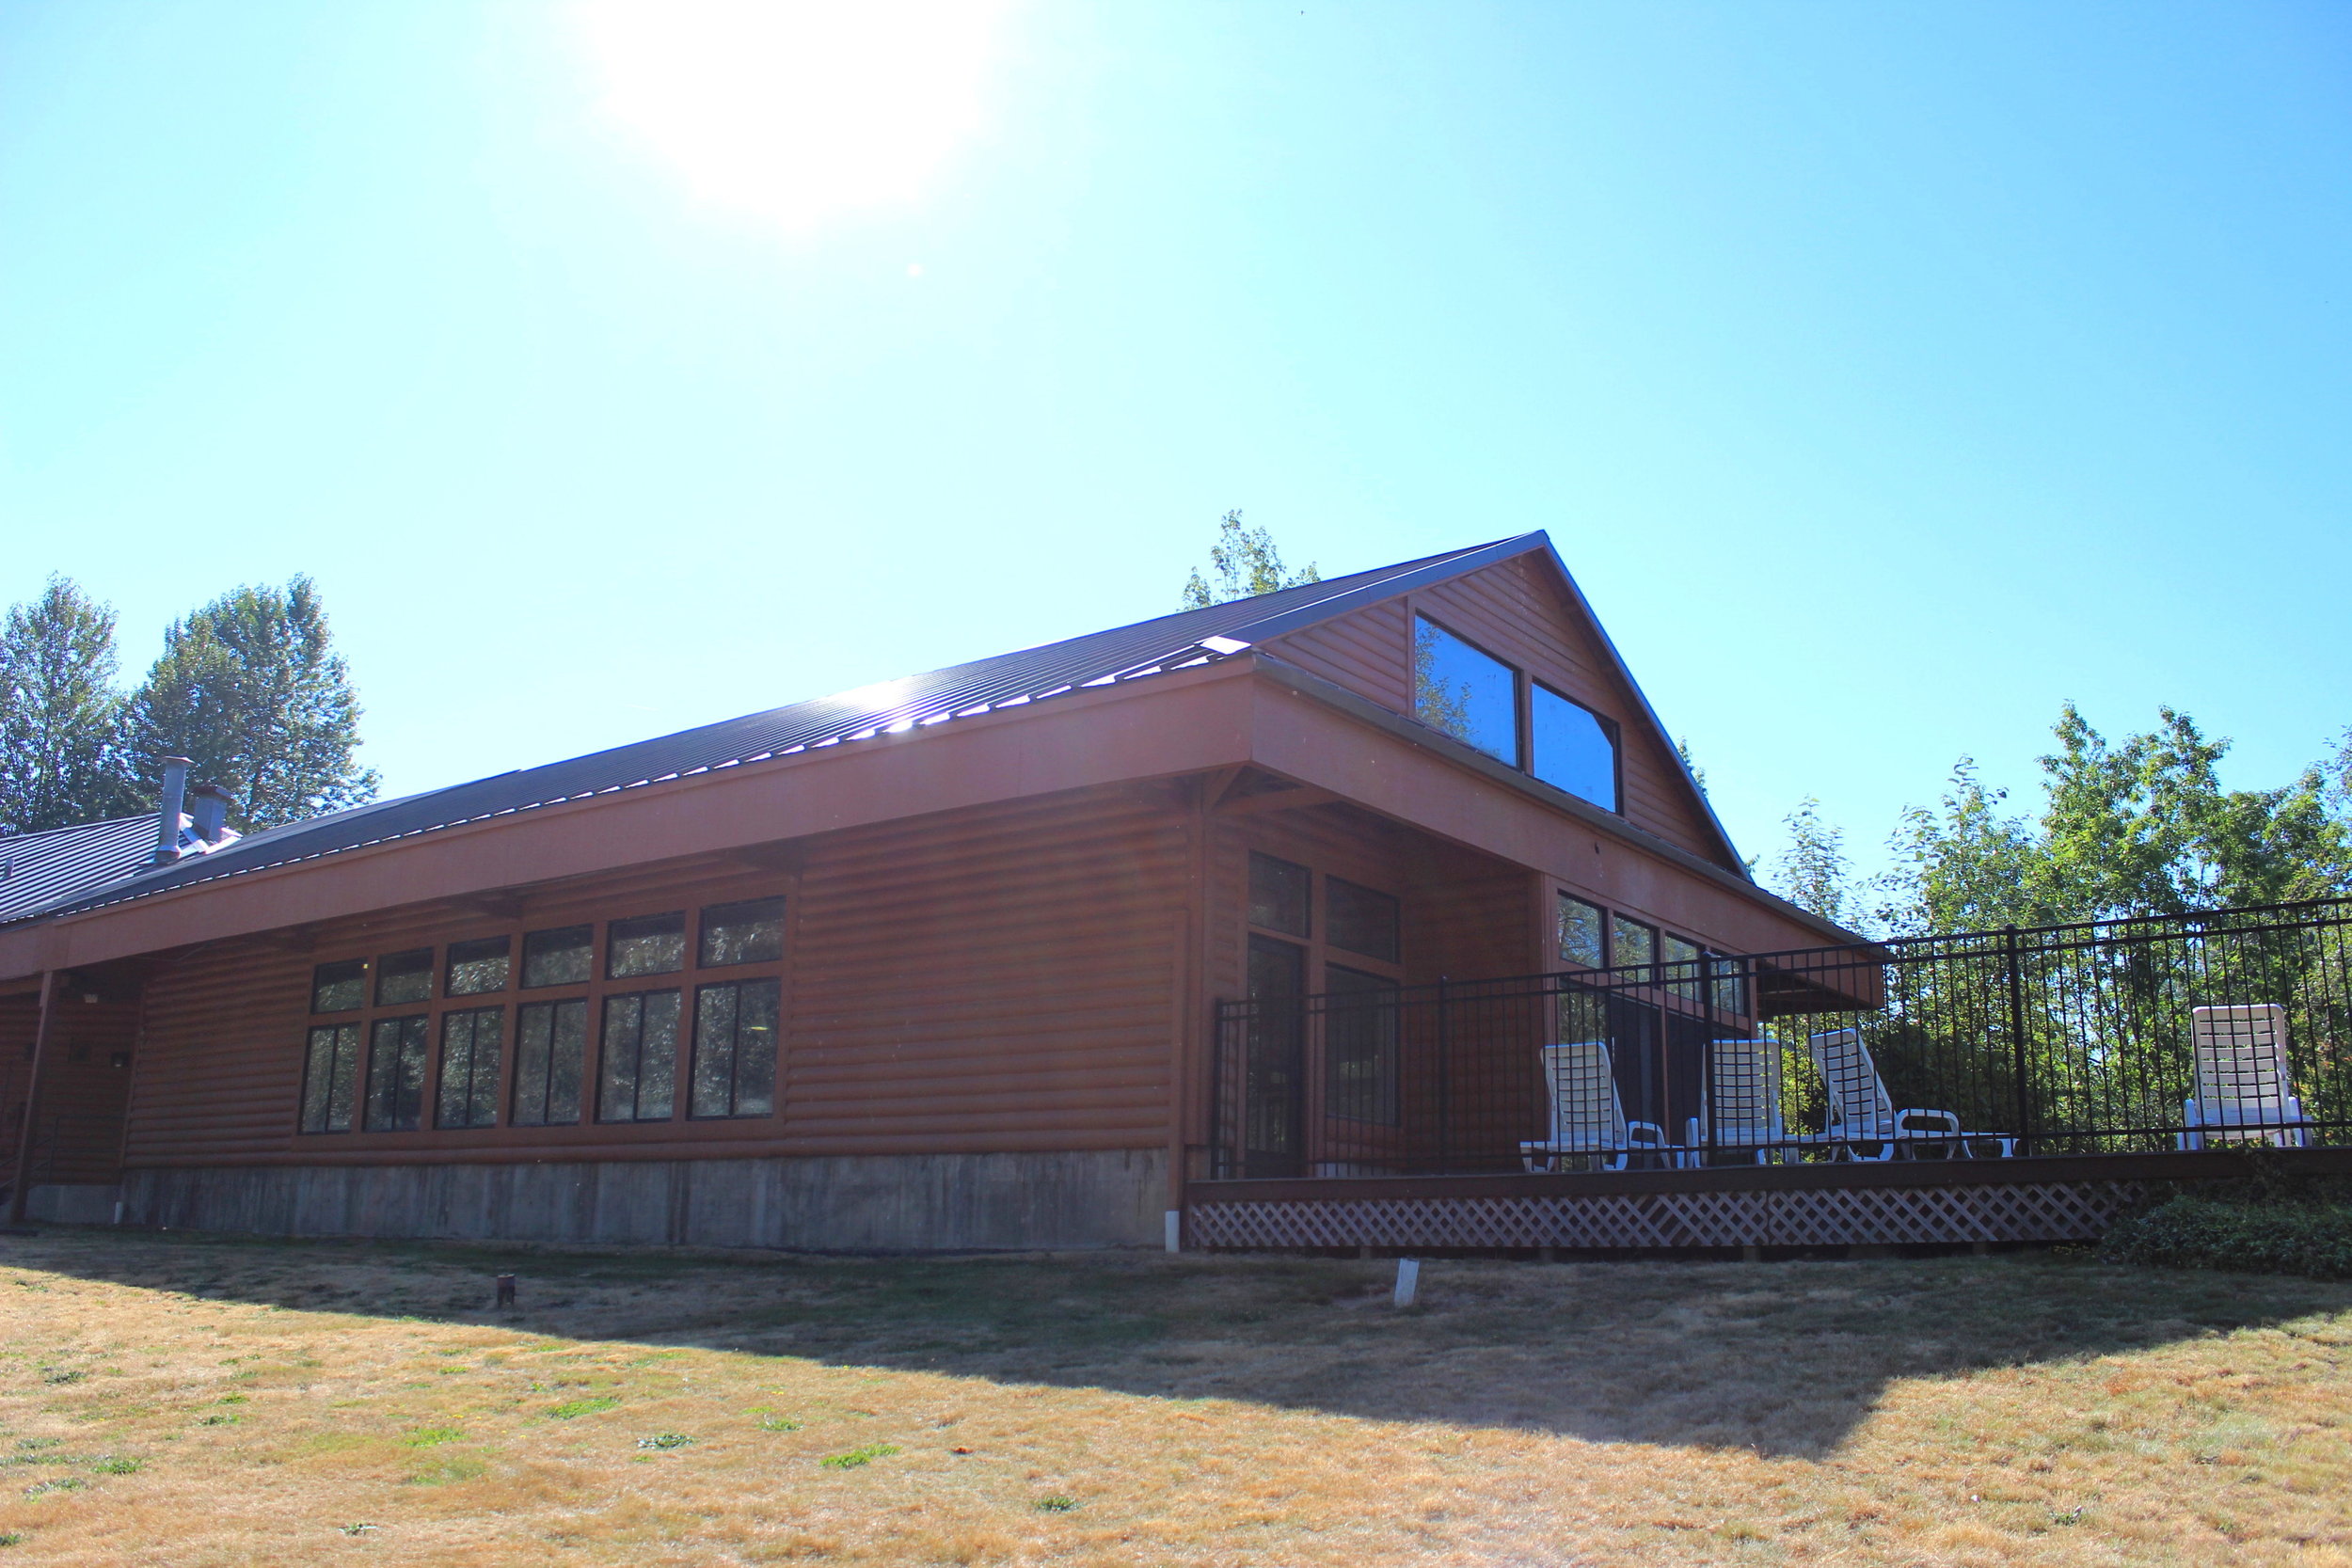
[123,784,1190,1168]
[1263,598,1411,712]
[1,988,139,1185]
[787,788,1185,1154]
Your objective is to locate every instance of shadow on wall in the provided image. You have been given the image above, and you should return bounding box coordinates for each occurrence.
[14,1229,2352,1458]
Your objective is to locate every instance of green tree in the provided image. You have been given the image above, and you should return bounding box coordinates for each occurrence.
[0,576,137,831]
[1180,510,1322,609]
[1879,706,2352,934]
[1771,796,1854,927]
[123,577,379,831]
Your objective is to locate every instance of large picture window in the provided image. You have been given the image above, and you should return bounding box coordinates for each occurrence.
[299,1023,361,1133]
[598,990,680,1123]
[513,998,587,1127]
[437,1006,503,1130]
[690,978,780,1118]
[1531,685,1618,812]
[1412,616,1518,765]
[363,1015,429,1132]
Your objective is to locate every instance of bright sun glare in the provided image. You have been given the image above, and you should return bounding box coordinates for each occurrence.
[577,0,1012,231]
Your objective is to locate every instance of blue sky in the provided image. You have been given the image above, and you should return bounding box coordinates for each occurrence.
[4,1,2348,885]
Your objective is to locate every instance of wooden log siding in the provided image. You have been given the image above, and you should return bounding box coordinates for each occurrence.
[1263,554,1722,863]
[122,784,1189,1170]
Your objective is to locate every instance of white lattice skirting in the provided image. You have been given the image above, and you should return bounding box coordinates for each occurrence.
[1187,1180,2146,1250]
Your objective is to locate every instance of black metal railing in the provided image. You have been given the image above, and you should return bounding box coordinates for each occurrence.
[1207,895,2352,1178]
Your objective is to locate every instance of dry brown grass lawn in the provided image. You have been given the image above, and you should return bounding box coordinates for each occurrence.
[0,1230,2346,1565]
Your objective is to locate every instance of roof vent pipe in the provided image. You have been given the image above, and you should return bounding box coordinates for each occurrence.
[152,756,192,865]
[187,784,230,846]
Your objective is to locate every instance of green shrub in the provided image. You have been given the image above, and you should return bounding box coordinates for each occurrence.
[2102,1195,2352,1280]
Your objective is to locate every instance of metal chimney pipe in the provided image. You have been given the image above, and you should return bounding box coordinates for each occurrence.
[153,756,193,865]
[187,783,230,845]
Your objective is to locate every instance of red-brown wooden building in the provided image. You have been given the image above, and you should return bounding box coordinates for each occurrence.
[0,534,1864,1247]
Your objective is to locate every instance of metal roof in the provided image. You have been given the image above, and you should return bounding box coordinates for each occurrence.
[23,533,1620,926]
[0,816,169,924]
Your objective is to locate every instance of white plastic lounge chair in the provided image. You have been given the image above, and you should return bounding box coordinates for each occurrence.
[2180,1005,2311,1149]
[1806,1029,2015,1160]
[1519,1040,1674,1172]
[1683,1037,1787,1164]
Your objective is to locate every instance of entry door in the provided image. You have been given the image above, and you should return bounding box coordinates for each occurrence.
[1244,934,1307,1177]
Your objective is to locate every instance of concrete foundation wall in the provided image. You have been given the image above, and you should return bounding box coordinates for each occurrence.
[118,1149,1167,1251]
[25,1184,119,1225]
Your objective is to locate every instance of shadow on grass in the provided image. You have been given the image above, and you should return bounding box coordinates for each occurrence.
[8,1227,2350,1459]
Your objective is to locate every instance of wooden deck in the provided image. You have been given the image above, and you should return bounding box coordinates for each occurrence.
[1184,1145,2352,1253]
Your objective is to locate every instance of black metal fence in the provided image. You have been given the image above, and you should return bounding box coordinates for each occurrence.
[1207,896,2352,1178]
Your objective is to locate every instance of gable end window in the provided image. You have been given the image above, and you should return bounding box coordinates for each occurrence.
[1412,616,1518,765]
[1531,685,1619,813]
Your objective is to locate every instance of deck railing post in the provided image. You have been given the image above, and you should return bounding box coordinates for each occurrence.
[2004,925,2032,1156]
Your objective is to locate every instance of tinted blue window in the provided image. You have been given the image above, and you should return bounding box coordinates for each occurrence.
[1531,684,1617,811]
[1412,617,1518,764]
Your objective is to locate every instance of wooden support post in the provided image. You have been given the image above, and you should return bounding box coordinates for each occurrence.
[7,971,60,1227]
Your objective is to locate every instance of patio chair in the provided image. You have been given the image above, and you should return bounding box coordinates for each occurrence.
[1519,1040,1675,1172]
[2179,1004,2312,1149]
[1805,1028,2015,1161]
[1682,1037,1787,1164]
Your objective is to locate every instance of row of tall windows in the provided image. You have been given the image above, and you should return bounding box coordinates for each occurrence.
[1411,614,1621,813]
[1556,892,1747,1015]
[298,897,786,1135]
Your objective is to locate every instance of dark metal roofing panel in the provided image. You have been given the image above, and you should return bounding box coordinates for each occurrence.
[18,535,1551,926]
[0,816,165,924]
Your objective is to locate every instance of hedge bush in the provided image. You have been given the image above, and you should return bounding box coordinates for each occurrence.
[2101,1194,2352,1280]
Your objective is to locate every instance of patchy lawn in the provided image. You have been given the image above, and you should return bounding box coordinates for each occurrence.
[0,1230,2347,1564]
